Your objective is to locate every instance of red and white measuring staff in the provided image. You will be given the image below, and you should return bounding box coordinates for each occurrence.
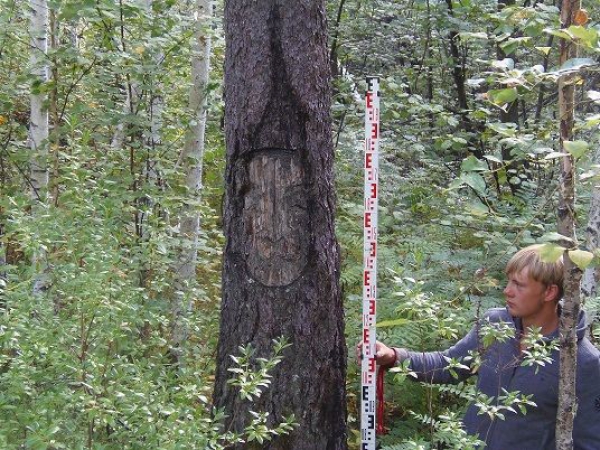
[361,76,380,450]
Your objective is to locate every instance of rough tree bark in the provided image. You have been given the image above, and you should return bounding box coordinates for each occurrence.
[556,0,582,448]
[169,0,212,364]
[213,1,347,449]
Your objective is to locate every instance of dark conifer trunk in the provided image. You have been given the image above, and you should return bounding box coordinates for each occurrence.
[213,1,347,449]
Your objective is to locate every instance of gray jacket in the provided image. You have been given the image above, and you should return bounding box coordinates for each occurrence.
[398,307,600,450]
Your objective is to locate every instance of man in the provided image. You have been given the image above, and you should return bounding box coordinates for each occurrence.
[361,245,600,449]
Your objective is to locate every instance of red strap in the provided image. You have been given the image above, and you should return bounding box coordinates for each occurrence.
[376,367,387,435]
[376,350,397,435]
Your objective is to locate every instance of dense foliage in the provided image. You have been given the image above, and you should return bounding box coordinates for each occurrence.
[0,0,598,448]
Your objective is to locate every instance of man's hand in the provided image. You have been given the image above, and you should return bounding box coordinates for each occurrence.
[355,341,397,368]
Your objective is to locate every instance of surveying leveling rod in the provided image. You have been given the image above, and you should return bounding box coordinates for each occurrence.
[361,76,380,450]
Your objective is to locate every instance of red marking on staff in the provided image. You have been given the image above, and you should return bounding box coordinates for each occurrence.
[371,123,378,139]
[370,242,376,257]
[370,183,377,198]
[369,299,376,315]
[368,357,376,372]
[365,212,372,228]
[366,92,373,109]
[365,152,373,168]
[364,270,371,286]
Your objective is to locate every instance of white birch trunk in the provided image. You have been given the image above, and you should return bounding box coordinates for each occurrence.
[29,0,49,199]
[170,0,212,362]
[29,0,50,296]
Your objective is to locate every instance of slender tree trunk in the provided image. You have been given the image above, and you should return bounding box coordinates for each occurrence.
[424,0,434,119]
[444,0,485,159]
[329,0,346,78]
[111,1,137,152]
[29,0,50,295]
[169,0,212,364]
[48,9,62,206]
[0,219,5,308]
[443,0,468,111]
[447,30,468,112]
[29,0,49,199]
[214,1,347,448]
[144,0,163,189]
[556,1,582,449]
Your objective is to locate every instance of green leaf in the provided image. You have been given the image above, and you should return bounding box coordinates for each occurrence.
[535,46,552,55]
[563,140,589,158]
[544,152,569,160]
[487,88,518,105]
[377,318,414,328]
[499,40,519,56]
[465,198,490,217]
[544,28,574,41]
[567,26,599,48]
[540,232,574,246]
[483,154,503,164]
[538,243,565,263]
[462,172,487,197]
[461,155,488,172]
[568,250,594,270]
[488,122,517,137]
[499,37,531,56]
[460,32,488,40]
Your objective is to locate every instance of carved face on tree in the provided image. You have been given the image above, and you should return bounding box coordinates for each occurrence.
[242,150,309,287]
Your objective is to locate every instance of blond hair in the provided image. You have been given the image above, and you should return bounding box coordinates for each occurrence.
[505,244,564,301]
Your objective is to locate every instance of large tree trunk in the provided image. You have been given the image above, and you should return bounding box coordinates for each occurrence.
[214,1,347,449]
[169,0,212,364]
[556,0,582,449]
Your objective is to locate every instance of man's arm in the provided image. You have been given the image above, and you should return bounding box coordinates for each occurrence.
[357,308,508,384]
[397,324,480,384]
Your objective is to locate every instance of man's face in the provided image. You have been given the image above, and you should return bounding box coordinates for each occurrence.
[503,268,554,324]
